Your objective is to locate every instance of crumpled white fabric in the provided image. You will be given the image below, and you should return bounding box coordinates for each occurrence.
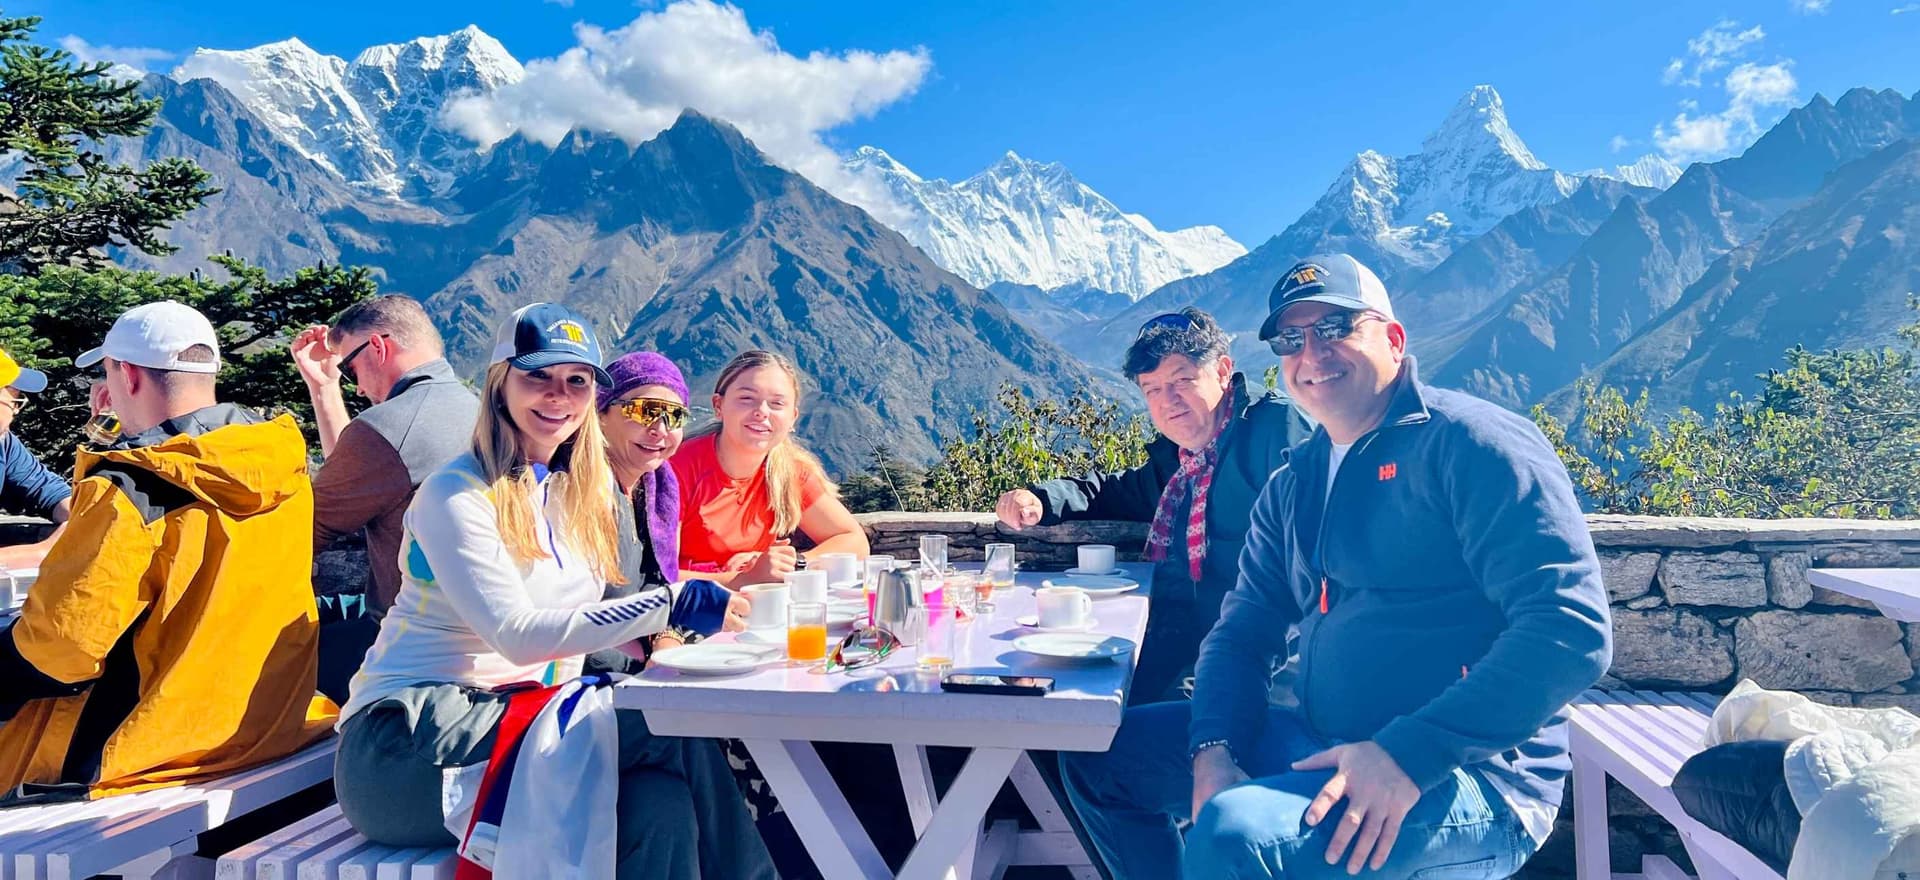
[439,678,622,880]
[1707,679,1920,880]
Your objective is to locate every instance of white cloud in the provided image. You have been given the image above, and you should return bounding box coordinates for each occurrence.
[1894,3,1920,13]
[1655,61,1799,162]
[58,35,173,79]
[1792,0,1831,12]
[1609,134,1633,153]
[1661,20,1765,87]
[442,0,930,224]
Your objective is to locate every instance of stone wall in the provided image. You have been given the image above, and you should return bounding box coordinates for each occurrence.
[851,512,1920,877]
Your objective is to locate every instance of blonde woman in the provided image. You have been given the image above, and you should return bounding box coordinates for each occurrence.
[333,304,773,880]
[670,349,868,585]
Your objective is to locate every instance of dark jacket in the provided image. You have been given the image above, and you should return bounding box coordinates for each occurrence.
[1029,373,1311,609]
[1189,357,1613,807]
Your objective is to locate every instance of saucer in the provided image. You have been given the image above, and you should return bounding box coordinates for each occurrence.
[1040,575,1141,598]
[1013,633,1135,663]
[1015,614,1096,633]
[1064,566,1124,577]
[650,642,782,675]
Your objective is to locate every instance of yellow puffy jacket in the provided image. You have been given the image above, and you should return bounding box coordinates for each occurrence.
[0,405,337,798]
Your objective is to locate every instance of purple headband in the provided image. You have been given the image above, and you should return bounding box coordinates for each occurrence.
[598,351,691,411]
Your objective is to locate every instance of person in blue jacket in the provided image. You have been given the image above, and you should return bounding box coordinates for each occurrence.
[995,307,1310,705]
[0,347,71,568]
[1060,254,1614,879]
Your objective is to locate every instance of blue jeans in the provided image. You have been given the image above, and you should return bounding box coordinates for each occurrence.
[1059,702,1533,879]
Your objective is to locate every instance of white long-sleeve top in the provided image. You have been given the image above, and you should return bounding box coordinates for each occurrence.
[340,453,678,723]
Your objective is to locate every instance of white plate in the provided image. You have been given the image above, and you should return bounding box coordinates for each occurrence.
[827,602,865,628]
[1014,614,1096,633]
[829,584,867,599]
[1064,566,1124,577]
[1013,633,1135,663]
[1040,575,1140,597]
[650,642,781,675]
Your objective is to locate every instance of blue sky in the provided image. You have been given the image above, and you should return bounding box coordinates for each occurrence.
[15,0,1919,244]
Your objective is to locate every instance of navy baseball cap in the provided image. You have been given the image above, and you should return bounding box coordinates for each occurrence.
[488,302,614,387]
[1257,254,1397,341]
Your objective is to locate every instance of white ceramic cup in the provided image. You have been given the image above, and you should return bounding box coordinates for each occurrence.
[743,583,790,630]
[1036,586,1094,629]
[1077,544,1116,573]
[785,569,829,604]
[816,552,861,586]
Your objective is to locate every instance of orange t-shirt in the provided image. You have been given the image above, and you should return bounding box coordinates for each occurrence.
[670,433,827,571]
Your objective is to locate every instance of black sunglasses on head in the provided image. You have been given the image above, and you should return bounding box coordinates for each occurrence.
[1267,310,1384,357]
[1134,312,1197,339]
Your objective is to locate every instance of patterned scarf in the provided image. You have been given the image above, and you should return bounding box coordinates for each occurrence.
[1145,387,1236,583]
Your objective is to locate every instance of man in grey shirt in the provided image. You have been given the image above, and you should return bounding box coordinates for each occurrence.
[292,295,479,702]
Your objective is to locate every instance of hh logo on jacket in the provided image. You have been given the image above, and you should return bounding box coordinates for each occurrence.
[1378,462,1398,481]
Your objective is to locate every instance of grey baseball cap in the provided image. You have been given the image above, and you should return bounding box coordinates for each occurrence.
[1257,253,1396,340]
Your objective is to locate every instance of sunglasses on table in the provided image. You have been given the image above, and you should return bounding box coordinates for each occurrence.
[615,397,689,430]
[1266,310,1385,357]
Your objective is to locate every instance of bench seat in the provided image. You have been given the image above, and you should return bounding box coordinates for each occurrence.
[0,739,336,880]
[214,805,454,880]
[1568,689,1784,880]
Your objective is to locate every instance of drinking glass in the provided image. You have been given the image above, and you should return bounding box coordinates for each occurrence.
[919,534,949,574]
[946,570,981,618]
[787,602,829,663]
[982,543,1016,612]
[916,602,955,676]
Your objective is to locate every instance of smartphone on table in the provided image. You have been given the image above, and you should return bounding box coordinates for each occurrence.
[940,673,1054,696]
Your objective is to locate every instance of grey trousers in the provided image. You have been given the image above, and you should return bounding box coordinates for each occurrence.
[334,683,775,880]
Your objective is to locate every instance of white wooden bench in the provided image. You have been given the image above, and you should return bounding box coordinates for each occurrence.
[213,805,454,880]
[1568,689,1784,880]
[0,739,336,880]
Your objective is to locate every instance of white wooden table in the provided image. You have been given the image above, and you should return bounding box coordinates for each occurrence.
[616,563,1153,880]
[1806,568,1920,621]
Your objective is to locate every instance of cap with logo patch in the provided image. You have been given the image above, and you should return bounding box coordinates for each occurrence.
[489,302,614,387]
[1257,253,1396,341]
[75,300,222,373]
[0,348,47,393]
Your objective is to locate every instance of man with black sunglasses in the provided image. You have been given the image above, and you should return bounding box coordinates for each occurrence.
[1061,253,1612,879]
[995,306,1311,706]
[291,295,479,702]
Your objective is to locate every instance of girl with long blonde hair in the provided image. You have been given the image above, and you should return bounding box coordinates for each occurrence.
[670,349,868,585]
[334,303,773,880]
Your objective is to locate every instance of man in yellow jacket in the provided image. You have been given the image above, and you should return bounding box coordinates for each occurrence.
[0,301,335,801]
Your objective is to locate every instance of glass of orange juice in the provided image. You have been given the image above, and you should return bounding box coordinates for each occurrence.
[787,602,829,663]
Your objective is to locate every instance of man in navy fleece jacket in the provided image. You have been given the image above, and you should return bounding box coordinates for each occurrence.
[1060,254,1613,879]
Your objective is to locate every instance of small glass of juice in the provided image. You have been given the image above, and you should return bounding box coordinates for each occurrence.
[787,602,829,664]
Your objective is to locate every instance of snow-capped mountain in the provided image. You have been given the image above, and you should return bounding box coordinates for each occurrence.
[845,147,1244,299]
[1288,85,1590,278]
[171,25,523,196]
[1586,154,1686,190]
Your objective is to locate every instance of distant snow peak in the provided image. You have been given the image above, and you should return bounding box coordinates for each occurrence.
[1586,154,1686,190]
[847,147,1245,299]
[1288,84,1591,275]
[1425,84,1546,172]
[171,26,526,197]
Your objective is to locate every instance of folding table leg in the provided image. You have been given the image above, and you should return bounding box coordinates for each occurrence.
[1571,750,1610,880]
[893,745,971,880]
[743,739,892,880]
[1007,753,1099,880]
[894,748,1020,880]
